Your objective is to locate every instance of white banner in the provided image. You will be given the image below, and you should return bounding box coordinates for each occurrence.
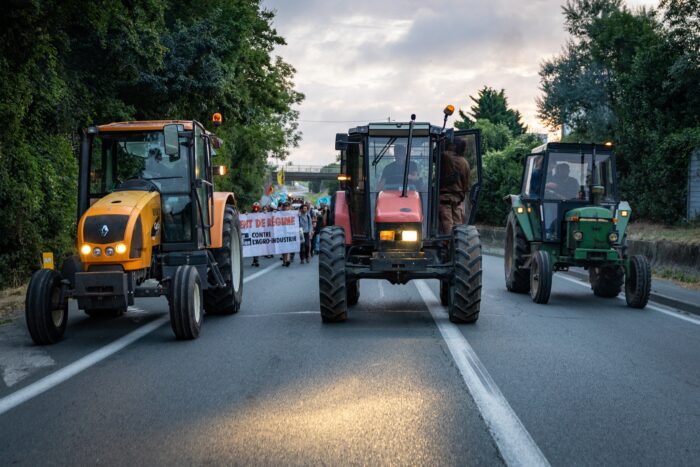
[239,212,300,257]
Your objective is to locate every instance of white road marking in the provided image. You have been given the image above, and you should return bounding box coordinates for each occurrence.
[415,280,550,467]
[0,260,280,416]
[556,274,700,326]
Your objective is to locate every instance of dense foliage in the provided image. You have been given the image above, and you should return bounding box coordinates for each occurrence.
[0,0,302,287]
[538,0,700,223]
[455,89,542,225]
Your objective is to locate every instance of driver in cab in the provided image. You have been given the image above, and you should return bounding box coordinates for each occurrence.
[378,144,422,191]
[545,162,579,199]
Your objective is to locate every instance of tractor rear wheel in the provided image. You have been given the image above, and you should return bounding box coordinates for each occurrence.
[448,225,482,324]
[625,255,651,309]
[347,280,360,306]
[169,265,203,340]
[25,269,68,345]
[440,280,449,306]
[205,205,243,315]
[530,250,552,304]
[504,212,530,293]
[319,226,348,322]
[589,265,624,298]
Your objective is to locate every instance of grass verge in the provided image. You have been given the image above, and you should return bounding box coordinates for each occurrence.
[0,284,26,324]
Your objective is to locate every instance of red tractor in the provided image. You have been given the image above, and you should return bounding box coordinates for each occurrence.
[319,107,483,323]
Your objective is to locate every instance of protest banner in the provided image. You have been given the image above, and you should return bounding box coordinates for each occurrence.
[239,212,300,257]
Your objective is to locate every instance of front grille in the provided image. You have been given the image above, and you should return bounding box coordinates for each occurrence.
[84,215,129,244]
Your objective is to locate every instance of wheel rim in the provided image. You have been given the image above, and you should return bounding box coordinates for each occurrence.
[193,281,201,323]
[231,231,241,293]
[50,287,64,328]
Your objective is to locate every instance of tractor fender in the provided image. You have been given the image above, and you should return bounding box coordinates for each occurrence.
[211,192,236,249]
[333,191,352,244]
[507,194,536,242]
[615,201,631,239]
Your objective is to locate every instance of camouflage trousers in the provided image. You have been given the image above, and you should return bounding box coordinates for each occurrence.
[439,200,465,234]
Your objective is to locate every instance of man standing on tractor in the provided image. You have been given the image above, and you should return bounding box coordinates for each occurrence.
[439,138,470,233]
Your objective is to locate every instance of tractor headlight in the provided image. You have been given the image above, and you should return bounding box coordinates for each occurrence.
[573,231,583,241]
[115,243,127,254]
[105,247,115,256]
[401,230,418,242]
[379,230,395,241]
[80,244,92,255]
[620,210,629,217]
[93,247,102,257]
[608,232,619,243]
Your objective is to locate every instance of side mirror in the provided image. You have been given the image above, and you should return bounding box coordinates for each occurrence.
[335,133,349,151]
[164,124,179,157]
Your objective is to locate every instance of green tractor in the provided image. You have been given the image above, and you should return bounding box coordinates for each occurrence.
[504,142,651,308]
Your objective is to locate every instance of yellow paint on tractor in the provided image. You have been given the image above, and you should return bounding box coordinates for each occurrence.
[77,191,161,272]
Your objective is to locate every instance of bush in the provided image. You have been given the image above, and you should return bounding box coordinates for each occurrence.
[476,134,543,226]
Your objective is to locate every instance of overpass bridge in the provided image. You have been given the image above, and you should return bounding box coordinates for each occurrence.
[276,165,340,182]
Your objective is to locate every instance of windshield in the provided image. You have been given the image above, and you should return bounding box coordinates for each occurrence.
[90,132,190,195]
[544,151,615,202]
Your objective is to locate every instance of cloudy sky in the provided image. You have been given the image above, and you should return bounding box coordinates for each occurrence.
[262,0,658,166]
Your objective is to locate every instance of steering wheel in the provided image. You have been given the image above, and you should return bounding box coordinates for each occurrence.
[545,188,566,200]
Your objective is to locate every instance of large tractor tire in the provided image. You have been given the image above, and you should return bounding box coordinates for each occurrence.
[589,265,624,298]
[25,269,68,345]
[204,205,243,315]
[448,225,482,324]
[347,280,360,306]
[440,280,449,306]
[84,307,126,319]
[504,212,530,293]
[530,250,552,304]
[625,255,651,309]
[319,226,348,322]
[169,265,203,340]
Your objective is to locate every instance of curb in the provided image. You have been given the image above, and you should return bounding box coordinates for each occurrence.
[481,245,700,317]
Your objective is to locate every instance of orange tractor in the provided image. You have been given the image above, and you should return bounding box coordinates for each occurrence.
[25,116,243,344]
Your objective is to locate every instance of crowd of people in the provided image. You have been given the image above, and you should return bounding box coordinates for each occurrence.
[243,200,331,268]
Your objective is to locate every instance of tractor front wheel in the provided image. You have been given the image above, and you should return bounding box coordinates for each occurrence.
[448,225,482,323]
[504,212,530,293]
[204,205,243,315]
[589,265,624,298]
[169,265,203,340]
[530,250,552,304]
[25,269,68,345]
[319,226,348,322]
[625,255,651,309]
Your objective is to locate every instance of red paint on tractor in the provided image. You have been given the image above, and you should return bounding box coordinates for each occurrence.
[375,191,423,223]
[333,191,352,244]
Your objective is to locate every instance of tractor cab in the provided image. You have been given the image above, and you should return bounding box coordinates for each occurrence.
[321,108,484,324]
[517,142,624,250]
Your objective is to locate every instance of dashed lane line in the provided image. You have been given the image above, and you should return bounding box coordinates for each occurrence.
[556,274,700,326]
[415,280,550,467]
[0,261,281,417]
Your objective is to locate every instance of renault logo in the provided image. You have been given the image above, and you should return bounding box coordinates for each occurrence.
[100,225,110,238]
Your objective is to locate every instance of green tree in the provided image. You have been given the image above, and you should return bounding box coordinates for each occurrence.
[456,86,527,136]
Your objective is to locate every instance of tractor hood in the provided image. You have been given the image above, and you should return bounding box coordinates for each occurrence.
[565,206,613,221]
[77,191,161,271]
[375,191,423,224]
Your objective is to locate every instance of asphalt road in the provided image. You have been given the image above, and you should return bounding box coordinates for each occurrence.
[0,253,698,466]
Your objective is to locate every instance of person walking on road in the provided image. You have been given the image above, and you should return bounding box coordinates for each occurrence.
[280,202,292,267]
[250,202,261,267]
[439,138,470,234]
[298,204,313,264]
